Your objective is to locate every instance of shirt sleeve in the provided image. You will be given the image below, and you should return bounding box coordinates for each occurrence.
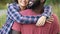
[42,5,52,19]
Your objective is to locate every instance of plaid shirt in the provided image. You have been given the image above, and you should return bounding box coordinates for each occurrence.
[0,3,52,34]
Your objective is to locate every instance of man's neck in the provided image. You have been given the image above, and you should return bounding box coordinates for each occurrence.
[34,6,44,14]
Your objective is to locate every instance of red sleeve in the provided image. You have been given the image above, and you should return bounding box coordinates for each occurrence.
[52,14,60,34]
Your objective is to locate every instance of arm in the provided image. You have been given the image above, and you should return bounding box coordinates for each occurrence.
[7,3,52,24]
[7,3,38,24]
[35,5,52,26]
[42,5,52,19]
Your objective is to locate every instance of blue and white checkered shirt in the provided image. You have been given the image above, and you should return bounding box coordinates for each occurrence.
[0,3,52,34]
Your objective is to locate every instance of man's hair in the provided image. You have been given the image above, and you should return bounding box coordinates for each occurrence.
[29,0,46,9]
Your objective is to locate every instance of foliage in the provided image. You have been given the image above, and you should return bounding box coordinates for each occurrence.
[0,0,13,4]
[0,0,60,4]
[0,14,6,28]
[45,0,60,5]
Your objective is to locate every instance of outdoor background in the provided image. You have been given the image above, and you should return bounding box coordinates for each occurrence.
[0,0,60,29]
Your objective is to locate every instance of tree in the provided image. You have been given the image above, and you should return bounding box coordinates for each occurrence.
[45,0,60,5]
[0,0,13,4]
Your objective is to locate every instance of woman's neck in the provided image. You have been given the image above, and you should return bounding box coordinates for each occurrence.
[20,6,26,11]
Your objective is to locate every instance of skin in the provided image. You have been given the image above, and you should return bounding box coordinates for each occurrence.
[17,0,29,10]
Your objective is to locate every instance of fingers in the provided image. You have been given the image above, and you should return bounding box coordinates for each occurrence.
[36,16,54,26]
[36,16,46,26]
[46,16,54,23]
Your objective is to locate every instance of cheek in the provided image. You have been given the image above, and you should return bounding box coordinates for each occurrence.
[26,0,29,3]
[26,0,29,4]
[18,0,21,3]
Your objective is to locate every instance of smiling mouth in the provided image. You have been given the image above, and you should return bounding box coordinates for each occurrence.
[22,2,26,5]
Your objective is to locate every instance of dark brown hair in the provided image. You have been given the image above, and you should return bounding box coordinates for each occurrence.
[29,0,46,14]
[29,0,46,9]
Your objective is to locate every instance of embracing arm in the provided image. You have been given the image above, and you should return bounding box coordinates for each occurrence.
[7,3,52,24]
[7,3,38,24]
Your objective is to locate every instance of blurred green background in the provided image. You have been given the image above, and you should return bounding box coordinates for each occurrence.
[0,0,60,28]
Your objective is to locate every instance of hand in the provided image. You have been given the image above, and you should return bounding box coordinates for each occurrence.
[36,16,46,26]
[46,16,54,23]
[36,16,54,26]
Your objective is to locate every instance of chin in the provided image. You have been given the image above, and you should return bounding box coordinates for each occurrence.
[19,3,27,7]
[21,5,25,7]
[21,5,27,7]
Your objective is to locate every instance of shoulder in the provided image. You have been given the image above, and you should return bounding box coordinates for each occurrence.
[52,13,59,24]
[52,14,59,20]
[8,3,18,6]
[8,3,19,8]
[7,3,20,11]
